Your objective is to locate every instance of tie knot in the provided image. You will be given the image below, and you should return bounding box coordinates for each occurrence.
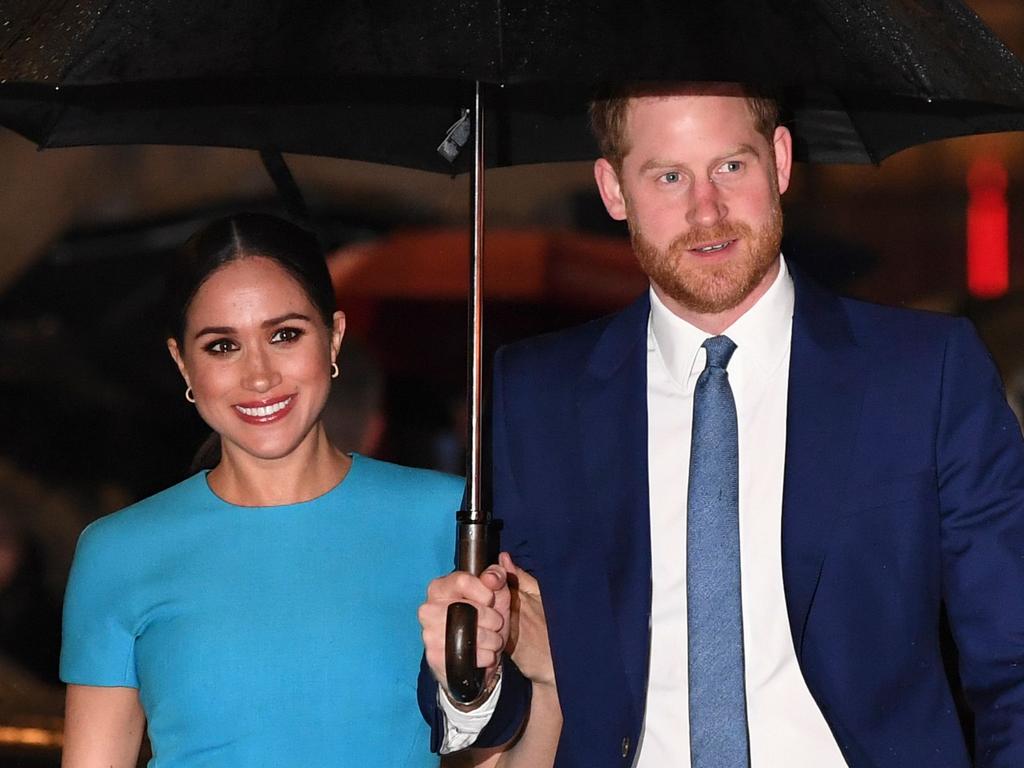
[702,335,736,370]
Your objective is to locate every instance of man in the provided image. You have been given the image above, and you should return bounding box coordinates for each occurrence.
[419,83,1024,767]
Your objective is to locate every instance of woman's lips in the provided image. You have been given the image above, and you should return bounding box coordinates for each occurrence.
[233,394,296,424]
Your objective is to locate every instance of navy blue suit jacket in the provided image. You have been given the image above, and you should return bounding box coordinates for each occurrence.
[421,270,1024,766]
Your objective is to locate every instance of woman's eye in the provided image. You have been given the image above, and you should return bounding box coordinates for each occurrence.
[271,327,304,344]
[204,339,238,355]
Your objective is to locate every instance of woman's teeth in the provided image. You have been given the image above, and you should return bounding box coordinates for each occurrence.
[236,397,291,417]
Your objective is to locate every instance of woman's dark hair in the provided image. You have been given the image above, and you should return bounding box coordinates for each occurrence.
[164,212,336,343]
[164,213,337,473]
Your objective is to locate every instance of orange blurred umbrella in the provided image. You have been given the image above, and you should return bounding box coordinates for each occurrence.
[328,227,646,308]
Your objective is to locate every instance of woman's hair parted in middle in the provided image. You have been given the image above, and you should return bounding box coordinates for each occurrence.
[163,212,337,344]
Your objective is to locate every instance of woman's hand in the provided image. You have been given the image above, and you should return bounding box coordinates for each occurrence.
[501,553,555,688]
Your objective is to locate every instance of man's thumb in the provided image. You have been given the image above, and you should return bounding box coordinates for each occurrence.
[479,564,507,593]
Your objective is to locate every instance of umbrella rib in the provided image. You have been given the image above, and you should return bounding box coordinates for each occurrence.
[495,0,505,78]
[258,149,311,224]
[37,99,70,151]
[834,92,882,166]
[56,0,120,83]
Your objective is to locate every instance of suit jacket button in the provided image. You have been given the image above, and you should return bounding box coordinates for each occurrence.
[621,736,630,758]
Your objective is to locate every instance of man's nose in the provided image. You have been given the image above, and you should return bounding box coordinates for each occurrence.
[242,348,282,393]
[686,177,727,228]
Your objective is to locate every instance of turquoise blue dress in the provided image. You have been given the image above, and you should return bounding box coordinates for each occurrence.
[61,455,460,767]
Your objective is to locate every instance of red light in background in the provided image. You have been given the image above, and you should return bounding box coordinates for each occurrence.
[966,158,1009,299]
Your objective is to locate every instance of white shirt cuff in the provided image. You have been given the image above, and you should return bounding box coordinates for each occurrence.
[437,675,502,754]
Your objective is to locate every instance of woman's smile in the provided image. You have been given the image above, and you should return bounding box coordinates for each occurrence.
[233,393,297,424]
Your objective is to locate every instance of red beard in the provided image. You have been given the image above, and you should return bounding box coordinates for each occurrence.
[629,198,783,315]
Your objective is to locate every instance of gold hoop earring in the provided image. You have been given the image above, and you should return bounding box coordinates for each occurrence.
[185,386,196,404]
[331,362,340,379]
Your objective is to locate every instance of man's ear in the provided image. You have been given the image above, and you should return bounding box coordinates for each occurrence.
[773,125,793,196]
[167,338,190,387]
[594,158,628,221]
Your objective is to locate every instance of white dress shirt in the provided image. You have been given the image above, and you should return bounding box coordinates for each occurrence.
[440,257,847,765]
[641,257,845,766]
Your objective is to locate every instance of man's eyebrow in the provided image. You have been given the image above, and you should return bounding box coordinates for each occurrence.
[638,158,681,174]
[706,144,761,167]
[718,143,761,161]
[637,144,762,175]
[192,313,313,340]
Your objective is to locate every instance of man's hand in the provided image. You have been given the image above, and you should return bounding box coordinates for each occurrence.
[419,564,512,696]
[502,552,555,688]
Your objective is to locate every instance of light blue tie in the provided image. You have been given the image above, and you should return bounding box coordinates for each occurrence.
[687,335,749,766]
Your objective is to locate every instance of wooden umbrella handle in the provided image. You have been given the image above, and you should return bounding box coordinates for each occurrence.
[445,602,484,703]
[445,515,493,703]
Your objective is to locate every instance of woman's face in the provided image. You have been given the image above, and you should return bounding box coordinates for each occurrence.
[167,256,344,463]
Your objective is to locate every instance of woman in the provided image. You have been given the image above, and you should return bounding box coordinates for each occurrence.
[60,213,462,767]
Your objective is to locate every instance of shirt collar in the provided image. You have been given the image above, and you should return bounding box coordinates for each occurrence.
[648,255,795,389]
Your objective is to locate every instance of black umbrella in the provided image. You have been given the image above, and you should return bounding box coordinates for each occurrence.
[3,0,1024,701]
[3,0,1024,166]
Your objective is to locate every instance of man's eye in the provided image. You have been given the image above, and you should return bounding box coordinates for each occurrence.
[271,327,304,344]
[661,171,681,183]
[718,160,742,173]
[204,339,237,355]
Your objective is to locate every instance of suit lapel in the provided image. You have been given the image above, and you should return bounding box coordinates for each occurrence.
[567,276,866,726]
[782,269,866,658]
[576,293,652,723]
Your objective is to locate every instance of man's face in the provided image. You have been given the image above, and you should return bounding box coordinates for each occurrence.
[594,90,792,326]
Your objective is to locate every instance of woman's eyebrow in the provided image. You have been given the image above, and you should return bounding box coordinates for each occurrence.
[261,312,312,328]
[193,313,312,339]
[193,325,235,340]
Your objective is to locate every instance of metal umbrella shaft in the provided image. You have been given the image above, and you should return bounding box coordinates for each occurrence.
[468,81,485,523]
[446,81,493,704]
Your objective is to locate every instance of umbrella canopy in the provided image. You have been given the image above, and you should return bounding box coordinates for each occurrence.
[2,0,1024,167]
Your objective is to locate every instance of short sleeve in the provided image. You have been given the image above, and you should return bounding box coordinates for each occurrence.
[60,519,140,688]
